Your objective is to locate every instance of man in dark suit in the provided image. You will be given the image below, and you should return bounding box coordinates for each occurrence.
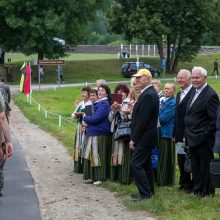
[129,68,159,200]
[185,66,219,197]
[173,69,194,192]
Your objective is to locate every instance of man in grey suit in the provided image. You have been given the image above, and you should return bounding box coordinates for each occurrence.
[185,66,219,197]
[129,69,159,200]
[0,78,11,120]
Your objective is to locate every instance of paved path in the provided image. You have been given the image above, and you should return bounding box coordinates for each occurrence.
[0,131,41,220]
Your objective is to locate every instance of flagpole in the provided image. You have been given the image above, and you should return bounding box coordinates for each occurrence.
[29,62,32,104]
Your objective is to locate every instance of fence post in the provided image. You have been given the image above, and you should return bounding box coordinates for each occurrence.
[29,92,32,105]
[45,110,48,119]
[59,115,62,127]
[148,45,150,57]
[38,104,41,111]
[153,45,156,57]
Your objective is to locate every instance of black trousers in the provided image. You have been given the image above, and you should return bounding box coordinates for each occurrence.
[177,154,192,190]
[189,142,214,196]
[130,145,154,198]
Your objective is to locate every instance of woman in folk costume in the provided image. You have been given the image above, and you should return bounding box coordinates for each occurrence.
[157,83,176,186]
[71,87,92,173]
[109,84,135,184]
[83,85,111,185]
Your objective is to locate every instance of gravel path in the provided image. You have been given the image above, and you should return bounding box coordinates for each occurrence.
[10,101,155,220]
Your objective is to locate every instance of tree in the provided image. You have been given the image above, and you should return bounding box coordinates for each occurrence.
[108,0,219,72]
[0,0,104,59]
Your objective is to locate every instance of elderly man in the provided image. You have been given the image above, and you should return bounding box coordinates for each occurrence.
[0,93,13,197]
[129,69,159,200]
[173,69,194,192]
[185,66,219,197]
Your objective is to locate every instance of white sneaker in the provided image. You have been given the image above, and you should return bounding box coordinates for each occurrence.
[93,180,102,185]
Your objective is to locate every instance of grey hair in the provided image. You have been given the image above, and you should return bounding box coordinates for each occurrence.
[178,69,191,79]
[192,66,207,77]
[96,79,107,87]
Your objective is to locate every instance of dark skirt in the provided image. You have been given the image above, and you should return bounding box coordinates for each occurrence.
[83,135,112,181]
[157,137,176,186]
[109,139,132,184]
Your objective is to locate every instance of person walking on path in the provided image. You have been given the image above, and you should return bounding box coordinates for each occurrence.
[185,66,219,197]
[212,59,218,76]
[129,69,159,200]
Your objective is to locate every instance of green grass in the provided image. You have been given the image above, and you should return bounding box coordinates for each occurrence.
[2,52,220,86]
[12,78,220,220]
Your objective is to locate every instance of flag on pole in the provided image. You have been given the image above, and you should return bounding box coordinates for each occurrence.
[20,62,26,92]
[23,64,31,94]
[20,62,31,94]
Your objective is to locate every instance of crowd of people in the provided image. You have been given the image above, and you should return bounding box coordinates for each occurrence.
[71,66,220,200]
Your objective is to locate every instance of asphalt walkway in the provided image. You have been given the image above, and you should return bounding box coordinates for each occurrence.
[0,131,41,220]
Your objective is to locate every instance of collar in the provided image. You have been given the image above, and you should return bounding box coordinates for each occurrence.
[98,97,108,102]
[181,85,192,94]
[141,84,152,94]
[196,83,207,94]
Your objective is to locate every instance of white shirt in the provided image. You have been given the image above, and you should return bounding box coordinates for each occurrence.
[180,85,192,103]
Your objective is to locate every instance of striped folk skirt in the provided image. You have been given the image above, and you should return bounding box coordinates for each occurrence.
[156,137,176,186]
[72,123,86,173]
[109,139,132,184]
[83,135,112,182]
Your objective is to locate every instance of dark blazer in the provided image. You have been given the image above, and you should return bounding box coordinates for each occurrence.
[173,87,194,142]
[131,85,159,147]
[185,85,219,147]
[214,106,220,153]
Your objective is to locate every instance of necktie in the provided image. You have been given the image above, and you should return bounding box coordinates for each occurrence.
[190,91,199,107]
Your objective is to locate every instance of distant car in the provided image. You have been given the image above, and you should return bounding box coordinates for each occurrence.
[121,62,160,78]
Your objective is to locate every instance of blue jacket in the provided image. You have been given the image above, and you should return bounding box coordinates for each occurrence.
[159,97,176,138]
[84,99,111,136]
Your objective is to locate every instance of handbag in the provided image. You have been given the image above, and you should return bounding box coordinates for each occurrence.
[184,153,192,173]
[113,118,131,141]
[151,148,160,169]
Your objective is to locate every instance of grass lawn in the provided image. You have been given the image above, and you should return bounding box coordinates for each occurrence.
[12,77,220,220]
[1,52,220,86]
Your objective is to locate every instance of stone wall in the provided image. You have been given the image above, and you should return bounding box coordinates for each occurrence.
[68,45,220,56]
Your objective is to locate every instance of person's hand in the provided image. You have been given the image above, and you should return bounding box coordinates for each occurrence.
[74,112,84,118]
[129,140,135,151]
[6,142,13,157]
[82,121,88,128]
[111,102,121,113]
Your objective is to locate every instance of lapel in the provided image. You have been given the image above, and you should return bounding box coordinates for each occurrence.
[186,85,209,113]
[176,92,181,106]
[178,87,194,107]
[137,85,152,101]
